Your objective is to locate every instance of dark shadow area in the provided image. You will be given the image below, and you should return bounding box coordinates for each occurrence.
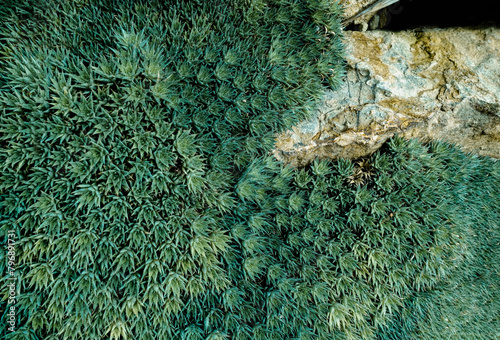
[346,0,498,31]
[385,0,498,30]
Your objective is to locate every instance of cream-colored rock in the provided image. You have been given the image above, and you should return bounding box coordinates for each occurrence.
[274,27,500,166]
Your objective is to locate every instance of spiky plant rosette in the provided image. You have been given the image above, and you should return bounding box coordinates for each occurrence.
[1,0,498,340]
[0,0,345,338]
[237,137,499,340]
[376,140,500,340]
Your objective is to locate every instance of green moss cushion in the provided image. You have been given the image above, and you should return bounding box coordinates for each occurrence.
[0,0,345,338]
[1,1,499,339]
[237,138,499,339]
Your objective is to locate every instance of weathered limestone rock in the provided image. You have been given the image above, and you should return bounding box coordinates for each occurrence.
[274,27,500,166]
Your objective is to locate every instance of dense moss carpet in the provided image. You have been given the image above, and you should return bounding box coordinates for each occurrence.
[0,0,498,339]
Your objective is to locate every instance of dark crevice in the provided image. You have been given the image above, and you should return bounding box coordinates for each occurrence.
[346,0,499,31]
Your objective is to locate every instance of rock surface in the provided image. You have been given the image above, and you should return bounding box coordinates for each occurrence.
[274,27,500,166]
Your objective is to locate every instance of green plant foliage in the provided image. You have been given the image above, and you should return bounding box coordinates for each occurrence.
[376,141,500,340]
[0,0,345,338]
[0,0,498,339]
[235,138,499,340]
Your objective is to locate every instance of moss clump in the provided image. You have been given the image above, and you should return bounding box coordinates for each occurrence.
[1,0,499,339]
[236,137,499,339]
[376,140,500,340]
[0,0,345,338]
